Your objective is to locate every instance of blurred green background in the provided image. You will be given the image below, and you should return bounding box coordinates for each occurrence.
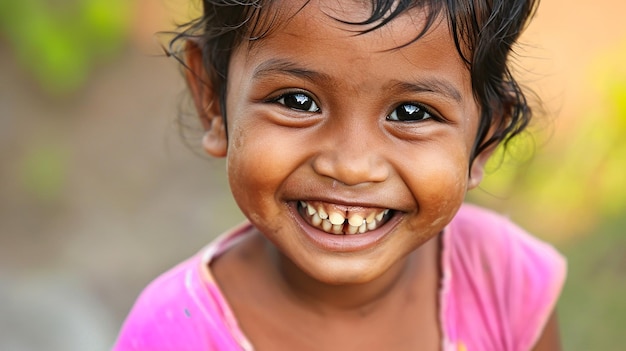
[0,0,624,350]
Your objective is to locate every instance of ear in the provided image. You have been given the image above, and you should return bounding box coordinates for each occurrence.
[467,143,498,190]
[184,40,228,157]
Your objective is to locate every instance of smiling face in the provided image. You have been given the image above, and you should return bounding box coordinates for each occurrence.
[191,0,490,285]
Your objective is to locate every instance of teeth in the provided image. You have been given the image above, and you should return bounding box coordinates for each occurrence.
[375,211,384,221]
[299,201,390,236]
[347,214,363,227]
[347,224,359,234]
[367,220,377,230]
[322,219,332,232]
[358,222,367,233]
[318,207,328,220]
[332,224,343,234]
[307,204,316,216]
[329,212,345,225]
[311,213,322,226]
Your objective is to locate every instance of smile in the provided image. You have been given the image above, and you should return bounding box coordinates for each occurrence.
[298,201,391,235]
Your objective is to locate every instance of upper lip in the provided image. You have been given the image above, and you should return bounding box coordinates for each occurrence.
[288,195,399,212]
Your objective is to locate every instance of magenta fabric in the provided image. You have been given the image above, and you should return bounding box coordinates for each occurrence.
[112,204,566,351]
[438,205,566,350]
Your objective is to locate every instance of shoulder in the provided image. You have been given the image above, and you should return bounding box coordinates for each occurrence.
[445,204,566,350]
[112,255,206,351]
[448,204,566,282]
[112,243,246,351]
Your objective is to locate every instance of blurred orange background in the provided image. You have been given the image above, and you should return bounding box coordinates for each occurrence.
[1,0,625,349]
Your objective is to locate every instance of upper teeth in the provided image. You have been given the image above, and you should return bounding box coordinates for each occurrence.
[329,212,345,225]
[299,201,389,235]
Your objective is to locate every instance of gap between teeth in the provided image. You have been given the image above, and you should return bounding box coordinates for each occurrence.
[299,201,389,235]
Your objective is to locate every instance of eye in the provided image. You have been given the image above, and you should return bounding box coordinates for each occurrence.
[275,92,320,113]
[386,103,433,122]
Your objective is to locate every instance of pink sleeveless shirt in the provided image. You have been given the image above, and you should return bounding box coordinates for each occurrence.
[113,204,566,351]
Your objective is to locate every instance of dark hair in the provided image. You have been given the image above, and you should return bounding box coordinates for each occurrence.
[169,0,539,160]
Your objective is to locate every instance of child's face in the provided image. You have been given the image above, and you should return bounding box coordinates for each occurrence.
[198,1,488,284]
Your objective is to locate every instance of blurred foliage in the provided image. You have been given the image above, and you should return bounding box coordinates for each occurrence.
[471,43,626,238]
[0,0,131,95]
[559,216,626,351]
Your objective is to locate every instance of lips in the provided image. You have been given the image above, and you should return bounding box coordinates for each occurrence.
[298,200,392,235]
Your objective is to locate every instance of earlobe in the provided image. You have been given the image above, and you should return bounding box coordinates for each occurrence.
[184,40,228,157]
[202,116,228,157]
[467,144,497,190]
[468,161,486,190]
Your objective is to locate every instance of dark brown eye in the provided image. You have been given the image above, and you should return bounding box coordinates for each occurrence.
[387,103,432,121]
[276,92,320,112]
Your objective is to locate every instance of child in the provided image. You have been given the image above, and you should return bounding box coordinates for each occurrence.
[114,0,566,350]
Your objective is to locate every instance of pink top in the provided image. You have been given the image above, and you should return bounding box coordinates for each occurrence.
[113,204,566,351]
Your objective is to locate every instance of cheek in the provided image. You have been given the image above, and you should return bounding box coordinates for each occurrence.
[403,145,470,222]
[227,125,264,216]
[423,168,466,214]
[226,122,301,216]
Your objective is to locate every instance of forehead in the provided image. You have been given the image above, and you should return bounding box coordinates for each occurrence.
[249,0,439,51]
[234,1,472,99]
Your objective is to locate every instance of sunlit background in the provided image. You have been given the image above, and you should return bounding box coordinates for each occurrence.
[1,0,625,350]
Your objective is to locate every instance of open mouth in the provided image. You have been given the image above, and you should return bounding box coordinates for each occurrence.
[298,201,392,235]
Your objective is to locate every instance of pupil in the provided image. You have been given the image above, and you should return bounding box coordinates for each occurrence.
[286,94,311,110]
[398,105,422,120]
[287,93,312,110]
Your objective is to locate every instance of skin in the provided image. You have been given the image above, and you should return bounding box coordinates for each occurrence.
[185,1,562,350]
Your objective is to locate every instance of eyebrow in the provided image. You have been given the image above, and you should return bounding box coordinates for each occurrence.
[252,58,332,83]
[389,79,463,103]
[252,58,463,103]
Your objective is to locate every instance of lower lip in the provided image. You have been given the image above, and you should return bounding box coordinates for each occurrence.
[289,203,400,253]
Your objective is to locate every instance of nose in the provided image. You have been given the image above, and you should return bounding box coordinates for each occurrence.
[311,120,390,186]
